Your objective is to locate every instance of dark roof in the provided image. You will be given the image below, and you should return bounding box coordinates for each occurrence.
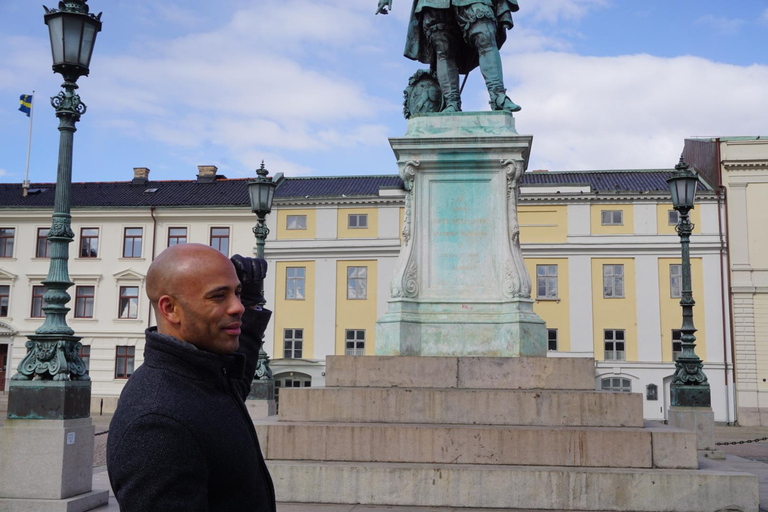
[0,170,705,209]
[274,176,403,198]
[520,170,708,193]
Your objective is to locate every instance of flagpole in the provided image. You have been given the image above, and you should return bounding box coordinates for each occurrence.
[22,91,34,198]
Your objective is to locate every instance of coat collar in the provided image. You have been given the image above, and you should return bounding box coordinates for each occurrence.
[143,327,246,381]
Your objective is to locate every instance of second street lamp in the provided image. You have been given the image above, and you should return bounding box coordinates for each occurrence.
[247,162,277,384]
[666,157,710,408]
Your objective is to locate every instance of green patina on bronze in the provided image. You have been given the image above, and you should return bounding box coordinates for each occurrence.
[668,159,711,408]
[378,0,521,117]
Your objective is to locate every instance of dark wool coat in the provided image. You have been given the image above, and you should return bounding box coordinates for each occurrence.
[405,0,519,75]
[107,308,275,512]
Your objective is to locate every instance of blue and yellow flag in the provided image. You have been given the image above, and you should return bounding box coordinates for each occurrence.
[19,94,32,117]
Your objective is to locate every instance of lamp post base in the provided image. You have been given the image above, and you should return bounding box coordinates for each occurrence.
[7,380,91,420]
[671,382,711,408]
[668,405,720,454]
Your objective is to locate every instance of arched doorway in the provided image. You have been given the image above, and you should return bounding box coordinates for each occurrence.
[273,372,311,411]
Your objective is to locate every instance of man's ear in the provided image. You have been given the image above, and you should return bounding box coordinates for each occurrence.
[157,295,182,325]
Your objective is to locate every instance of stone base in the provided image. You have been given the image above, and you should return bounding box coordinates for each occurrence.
[246,399,276,419]
[0,490,109,512]
[668,406,716,451]
[376,299,546,357]
[7,381,91,420]
[248,379,275,400]
[0,418,95,500]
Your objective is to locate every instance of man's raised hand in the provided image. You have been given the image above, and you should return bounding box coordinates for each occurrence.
[230,254,268,307]
[376,0,392,15]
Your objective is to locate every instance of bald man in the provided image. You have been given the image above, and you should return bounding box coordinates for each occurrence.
[107,244,275,512]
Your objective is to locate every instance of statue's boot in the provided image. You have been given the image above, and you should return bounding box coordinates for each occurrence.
[476,38,521,113]
[436,57,462,112]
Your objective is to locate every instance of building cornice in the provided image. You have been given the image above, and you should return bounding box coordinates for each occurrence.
[274,197,404,208]
[722,160,768,173]
[519,193,718,204]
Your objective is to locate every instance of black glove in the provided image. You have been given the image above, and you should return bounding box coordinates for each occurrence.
[230,254,268,307]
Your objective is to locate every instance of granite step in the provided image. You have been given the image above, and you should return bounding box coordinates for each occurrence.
[267,460,759,512]
[278,387,643,428]
[258,421,697,469]
[325,356,597,391]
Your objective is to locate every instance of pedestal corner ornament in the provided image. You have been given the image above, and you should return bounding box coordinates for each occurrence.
[376,111,546,357]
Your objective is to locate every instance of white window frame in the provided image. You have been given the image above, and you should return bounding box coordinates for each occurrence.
[285,267,306,300]
[672,329,683,361]
[284,328,303,359]
[0,227,16,259]
[286,215,307,230]
[348,214,368,229]
[209,226,230,256]
[603,329,626,361]
[601,377,631,392]
[536,264,558,299]
[603,264,624,298]
[670,264,682,298]
[601,210,623,226]
[347,266,368,300]
[547,328,558,351]
[345,329,366,356]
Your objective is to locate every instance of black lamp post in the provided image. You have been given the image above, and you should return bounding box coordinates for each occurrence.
[667,157,710,408]
[247,162,277,381]
[10,1,101,411]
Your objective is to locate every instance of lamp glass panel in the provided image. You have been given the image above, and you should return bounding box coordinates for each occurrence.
[685,178,698,206]
[247,182,262,211]
[668,178,681,207]
[80,20,99,68]
[47,15,65,65]
[62,15,85,64]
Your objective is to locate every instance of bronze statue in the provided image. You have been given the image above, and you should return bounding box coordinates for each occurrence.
[377,0,521,113]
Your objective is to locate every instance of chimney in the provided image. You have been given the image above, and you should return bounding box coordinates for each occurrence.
[132,167,150,185]
[197,165,218,183]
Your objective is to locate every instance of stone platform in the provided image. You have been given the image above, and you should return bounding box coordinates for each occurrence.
[257,356,759,511]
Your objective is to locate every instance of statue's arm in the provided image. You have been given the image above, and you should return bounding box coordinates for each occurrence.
[376,0,393,14]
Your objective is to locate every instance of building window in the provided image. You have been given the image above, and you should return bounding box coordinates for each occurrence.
[345,329,366,356]
[36,227,51,258]
[123,228,143,258]
[348,214,368,229]
[286,215,307,230]
[672,329,683,361]
[80,228,99,258]
[210,227,230,256]
[0,285,9,317]
[168,227,187,247]
[547,328,558,351]
[601,377,631,392]
[347,266,367,300]
[31,285,48,318]
[668,210,680,226]
[284,329,303,359]
[536,265,558,299]
[119,286,139,319]
[286,267,306,300]
[79,345,90,374]
[604,329,625,361]
[601,210,623,226]
[670,264,682,298]
[0,228,14,258]
[603,264,624,298]
[115,346,135,379]
[74,286,95,318]
[646,384,658,401]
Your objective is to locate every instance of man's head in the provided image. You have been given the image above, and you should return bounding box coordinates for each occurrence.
[147,244,244,355]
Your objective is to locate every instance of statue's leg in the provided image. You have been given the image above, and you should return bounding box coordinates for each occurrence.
[464,11,521,113]
[423,9,462,112]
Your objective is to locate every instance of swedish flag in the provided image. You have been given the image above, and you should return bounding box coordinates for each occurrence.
[19,94,32,117]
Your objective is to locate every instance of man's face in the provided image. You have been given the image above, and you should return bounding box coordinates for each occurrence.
[173,257,245,355]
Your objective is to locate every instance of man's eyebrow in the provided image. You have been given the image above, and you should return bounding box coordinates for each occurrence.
[205,285,232,296]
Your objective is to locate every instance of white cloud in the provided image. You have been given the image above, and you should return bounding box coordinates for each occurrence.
[0,168,9,177]
[503,52,768,171]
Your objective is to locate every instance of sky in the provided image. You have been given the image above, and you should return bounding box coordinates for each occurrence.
[0,0,767,184]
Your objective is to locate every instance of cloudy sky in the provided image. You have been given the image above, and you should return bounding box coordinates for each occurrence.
[0,0,766,184]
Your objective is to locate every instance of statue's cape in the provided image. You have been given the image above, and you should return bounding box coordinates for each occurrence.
[404,0,518,75]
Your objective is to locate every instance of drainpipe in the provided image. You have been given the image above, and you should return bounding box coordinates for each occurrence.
[716,138,739,424]
[147,206,157,328]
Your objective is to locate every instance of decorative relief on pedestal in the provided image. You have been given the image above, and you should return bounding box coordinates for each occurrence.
[501,159,531,299]
[391,160,420,299]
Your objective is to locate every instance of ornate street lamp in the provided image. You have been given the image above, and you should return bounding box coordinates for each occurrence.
[10,0,101,405]
[667,157,710,408]
[247,162,277,382]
